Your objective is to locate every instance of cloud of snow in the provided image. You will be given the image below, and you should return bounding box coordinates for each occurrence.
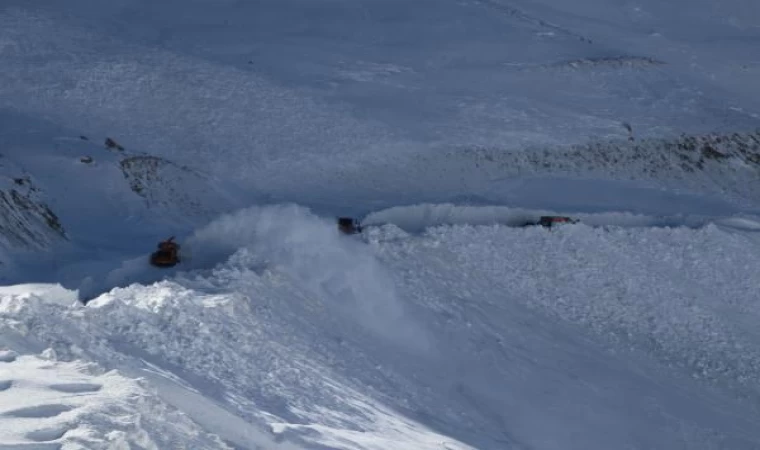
[80,204,427,348]
[363,203,538,232]
[77,254,168,302]
[183,204,429,349]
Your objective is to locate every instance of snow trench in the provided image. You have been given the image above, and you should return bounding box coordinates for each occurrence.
[361,202,760,233]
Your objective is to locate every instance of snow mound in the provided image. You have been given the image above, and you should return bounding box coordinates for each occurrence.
[1,280,457,449]
[0,283,78,307]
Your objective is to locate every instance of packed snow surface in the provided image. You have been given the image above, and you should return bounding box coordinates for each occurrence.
[0,344,231,449]
[2,0,760,448]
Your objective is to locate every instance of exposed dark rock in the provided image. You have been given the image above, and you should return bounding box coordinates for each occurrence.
[119,155,222,220]
[105,137,124,151]
[441,128,760,204]
[0,180,66,249]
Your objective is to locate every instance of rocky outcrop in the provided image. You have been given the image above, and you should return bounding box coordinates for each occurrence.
[0,160,66,259]
[444,129,760,205]
[119,155,230,221]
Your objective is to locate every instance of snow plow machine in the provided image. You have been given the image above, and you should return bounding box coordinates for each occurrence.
[521,215,579,228]
[150,236,181,268]
[337,217,363,235]
[336,214,578,235]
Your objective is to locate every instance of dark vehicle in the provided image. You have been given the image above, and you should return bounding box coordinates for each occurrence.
[523,216,579,228]
[337,217,363,235]
[150,236,181,267]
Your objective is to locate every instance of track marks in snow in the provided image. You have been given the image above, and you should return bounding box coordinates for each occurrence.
[48,383,102,394]
[0,345,231,449]
[25,427,68,442]
[472,0,594,43]
[0,444,62,450]
[528,56,666,73]
[3,404,73,419]
[0,350,17,362]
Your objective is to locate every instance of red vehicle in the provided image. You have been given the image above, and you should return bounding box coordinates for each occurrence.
[150,236,181,267]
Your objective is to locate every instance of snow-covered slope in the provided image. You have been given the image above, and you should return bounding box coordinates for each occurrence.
[0,345,230,449]
[0,115,241,282]
[4,206,760,449]
[2,0,759,196]
[2,0,760,448]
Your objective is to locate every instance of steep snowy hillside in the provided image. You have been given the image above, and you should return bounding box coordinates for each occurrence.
[4,206,760,449]
[2,0,759,199]
[2,0,760,449]
[0,115,241,281]
[0,156,66,274]
[2,0,759,226]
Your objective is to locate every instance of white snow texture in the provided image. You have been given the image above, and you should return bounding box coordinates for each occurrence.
[1,0,760,449]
